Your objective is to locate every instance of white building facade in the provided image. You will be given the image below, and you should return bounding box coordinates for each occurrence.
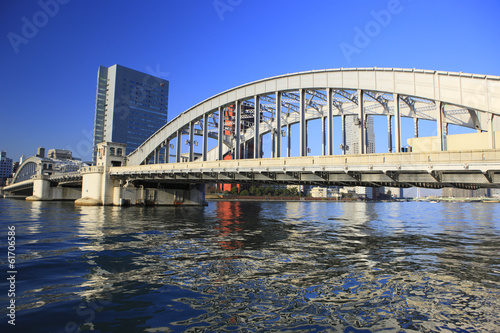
[344,115,376,199]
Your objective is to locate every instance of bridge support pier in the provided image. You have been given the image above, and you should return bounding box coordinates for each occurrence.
[27,174,81,201]
[75,142,207,206]
[26,175,51,201]
[112,183,206,206]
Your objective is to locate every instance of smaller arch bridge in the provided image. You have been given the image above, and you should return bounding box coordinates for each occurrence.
[4,156,85,196]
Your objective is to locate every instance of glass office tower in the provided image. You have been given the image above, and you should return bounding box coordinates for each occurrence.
[92,64,169,162]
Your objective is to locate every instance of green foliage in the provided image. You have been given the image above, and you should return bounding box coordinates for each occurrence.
[225,185,303,197]
[249,185,257,195]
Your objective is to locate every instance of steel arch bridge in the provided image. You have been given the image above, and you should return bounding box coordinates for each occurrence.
[128,68,500,167]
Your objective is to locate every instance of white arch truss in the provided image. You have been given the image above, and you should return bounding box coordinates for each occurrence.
[127,68,500,166]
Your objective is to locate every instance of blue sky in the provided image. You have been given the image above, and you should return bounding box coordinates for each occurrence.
[1,0,500,163]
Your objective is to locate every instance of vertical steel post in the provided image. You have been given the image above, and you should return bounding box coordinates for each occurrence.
[202,113,208,161]
[176,130,182,163]
[322,116,326,156]
[327,88,334,155]
[299,89,306,156]
[489,114,495,149]
[189,121,194,162]
[218,106,224,160]
[275,91,281,158]
[414,117,419,138]
[436,101,443,151]
[342,114,346,155]
[393,93,401,153]
[254,96,261,159]
[387,115,392,153]
[358,90,365,154]
[164,139,169,163]
[234,100,241,159]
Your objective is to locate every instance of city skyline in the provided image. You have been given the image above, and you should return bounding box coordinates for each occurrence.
[1,0,500,162]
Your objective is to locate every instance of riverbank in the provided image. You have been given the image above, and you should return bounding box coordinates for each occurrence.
[415,196,500,203]
[206,194,500,203]
[206,194,386,202]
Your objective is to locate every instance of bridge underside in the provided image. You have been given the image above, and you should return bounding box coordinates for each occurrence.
[116,170,499,190]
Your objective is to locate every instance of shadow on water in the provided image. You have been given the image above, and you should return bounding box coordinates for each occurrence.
[1,199,500,332]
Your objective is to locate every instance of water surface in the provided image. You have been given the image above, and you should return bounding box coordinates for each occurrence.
[1,199,499,332]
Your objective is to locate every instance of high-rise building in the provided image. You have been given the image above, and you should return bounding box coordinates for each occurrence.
[345,115,375,155]
[345,115,376,199]
[0,151,13,186]
[92,64,169,162]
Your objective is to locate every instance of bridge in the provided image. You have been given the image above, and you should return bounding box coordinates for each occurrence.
[4,68,500,205]
[3,154,84,200]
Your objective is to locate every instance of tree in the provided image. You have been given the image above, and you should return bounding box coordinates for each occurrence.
[249,185,257,196]
[230,186,239,195]
[240,189,249,196]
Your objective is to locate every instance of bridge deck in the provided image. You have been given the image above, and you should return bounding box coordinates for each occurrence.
[111,150,500,189]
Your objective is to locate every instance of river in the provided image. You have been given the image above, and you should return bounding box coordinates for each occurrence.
[1,199,499,332]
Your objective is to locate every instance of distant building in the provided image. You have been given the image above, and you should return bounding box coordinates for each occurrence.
[47,149,73,160]
[442,187,490,198]
[310,186,340,198]
[0,151,13,186]
[344,115,376,199]
[92,64,169,162]
[12,162,19,175]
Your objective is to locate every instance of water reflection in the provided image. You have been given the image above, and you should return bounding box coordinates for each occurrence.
[215,201,245,250]
[2,200,500,332]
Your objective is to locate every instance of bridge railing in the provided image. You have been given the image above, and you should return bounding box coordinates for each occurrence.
[49,171,82,181]
[111,149,500,174]
[80,166,104,173]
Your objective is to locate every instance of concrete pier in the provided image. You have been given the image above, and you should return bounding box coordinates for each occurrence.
[75,142,206,206]
[26,174,81,201]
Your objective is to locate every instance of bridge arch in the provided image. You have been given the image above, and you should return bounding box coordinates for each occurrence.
[127,68,500,166]
[11,157,43,183]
